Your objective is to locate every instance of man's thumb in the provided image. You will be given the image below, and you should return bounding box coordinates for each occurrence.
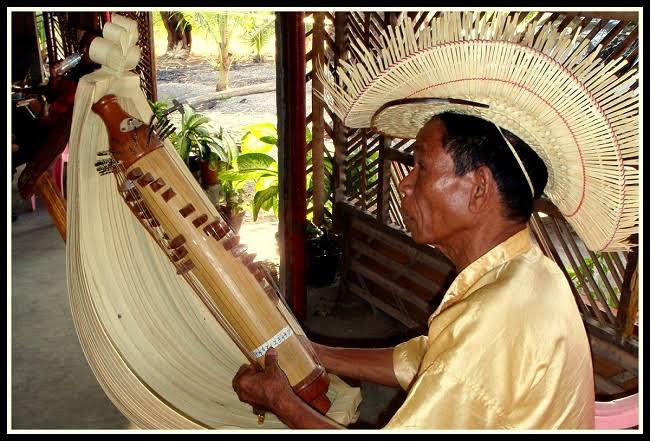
[265,347,278,367]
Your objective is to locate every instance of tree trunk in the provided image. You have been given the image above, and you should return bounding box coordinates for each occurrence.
[216,67,230,91]
[160,12,192,53]
[216,41,232,91]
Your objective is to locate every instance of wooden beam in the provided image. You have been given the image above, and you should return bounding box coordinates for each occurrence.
[559,11,639,23]
[375,136,393,225]
[590,335,638,374]
[343,201,455,274]
[276,12,307,320]
[533,198,563,219]
[594,374,625,396]
[348,283,421,329]
[350,261,429,312]
[616,241,638,341]
[583,316,637,353]
[350,238,443,295]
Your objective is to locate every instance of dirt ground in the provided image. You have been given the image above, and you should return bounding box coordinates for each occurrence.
[156,54,280,141]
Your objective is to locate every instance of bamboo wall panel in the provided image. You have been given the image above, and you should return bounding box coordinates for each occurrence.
[43,12,72,66]
[528,205,638,399]
[115,12,158,102]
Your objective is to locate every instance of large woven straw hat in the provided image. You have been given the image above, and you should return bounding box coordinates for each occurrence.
[319,12,638,252]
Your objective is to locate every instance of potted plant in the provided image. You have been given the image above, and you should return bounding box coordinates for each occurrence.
[218,122,333,220]
[148,100,245,230]
[219,121,340,284]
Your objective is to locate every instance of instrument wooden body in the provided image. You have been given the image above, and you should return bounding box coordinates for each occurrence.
[91,94,330,414]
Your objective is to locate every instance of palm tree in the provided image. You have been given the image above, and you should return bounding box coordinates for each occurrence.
[243,14,275,63]
[188,11,245,91]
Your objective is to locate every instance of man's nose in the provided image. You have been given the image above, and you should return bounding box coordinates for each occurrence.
[398,169,415,199]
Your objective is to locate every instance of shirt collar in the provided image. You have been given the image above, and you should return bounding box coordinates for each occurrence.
[428,227,534,325]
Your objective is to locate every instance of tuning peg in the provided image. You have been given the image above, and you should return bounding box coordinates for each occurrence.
[159,126,176,141]
[240,252,256,266]
[230,244,248,258]
[119,180,136,192]
[222,235,240,250]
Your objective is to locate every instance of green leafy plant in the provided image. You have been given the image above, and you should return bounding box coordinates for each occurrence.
[219,122,332,221]
[242,14,275,63]
[173,105,223,166]
[147,100,244,215]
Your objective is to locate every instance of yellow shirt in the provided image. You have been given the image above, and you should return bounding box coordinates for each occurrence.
[385,228,595,429]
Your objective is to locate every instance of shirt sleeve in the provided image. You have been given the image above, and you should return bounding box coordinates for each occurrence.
[392,335,428,390]
[385,360,504,429]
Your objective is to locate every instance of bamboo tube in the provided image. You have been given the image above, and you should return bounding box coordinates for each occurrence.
[91,95,330,413]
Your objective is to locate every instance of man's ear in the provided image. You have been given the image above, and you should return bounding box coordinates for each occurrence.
[467,165,495,213]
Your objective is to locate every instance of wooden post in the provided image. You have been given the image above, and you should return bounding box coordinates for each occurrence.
[311,12,326,227]
[34,173,66,241]
[276,12,307,321]
[144,12,158,103]
[331,12,348,232]
[376,136,393,225]
[616,240,638,341]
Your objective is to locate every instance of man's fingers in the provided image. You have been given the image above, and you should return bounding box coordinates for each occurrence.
[232,363,255,391]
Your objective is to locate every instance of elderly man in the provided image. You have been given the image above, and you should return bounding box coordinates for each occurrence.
[232,12,637,430]
[232,112,595,429]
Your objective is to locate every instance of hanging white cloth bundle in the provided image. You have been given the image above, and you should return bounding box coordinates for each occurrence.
[65,13,360,429]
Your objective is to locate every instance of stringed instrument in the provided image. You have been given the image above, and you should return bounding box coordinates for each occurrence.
[90,94,331,415]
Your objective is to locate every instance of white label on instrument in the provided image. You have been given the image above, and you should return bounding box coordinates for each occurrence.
[251,326,293,359]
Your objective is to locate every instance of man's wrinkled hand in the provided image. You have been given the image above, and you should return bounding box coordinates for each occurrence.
[231,347,294,412]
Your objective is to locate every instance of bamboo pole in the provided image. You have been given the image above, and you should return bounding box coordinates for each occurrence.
[375,136,393,225]
[332,12,348,206]
[601,252,624,290]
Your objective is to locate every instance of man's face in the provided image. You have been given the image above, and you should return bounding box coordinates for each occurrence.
[398,118,473,245]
